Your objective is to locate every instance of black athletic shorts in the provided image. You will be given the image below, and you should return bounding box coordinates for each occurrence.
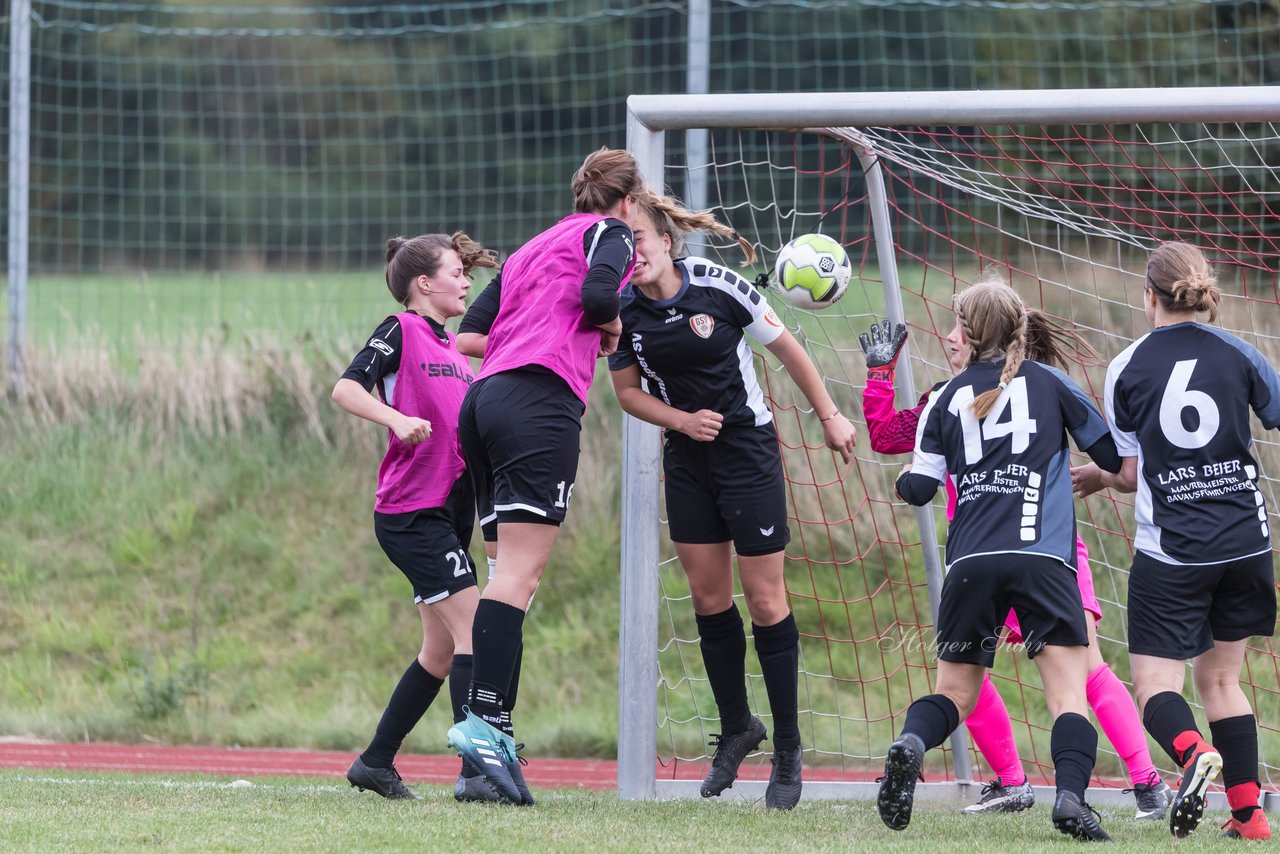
[663,421,790,557]
[1127,549,1277,660]
[935,552,1087,667]
[373,475,478,604]
[459,367,583,542]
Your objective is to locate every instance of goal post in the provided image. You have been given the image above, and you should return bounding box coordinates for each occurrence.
[620,87,1280,808]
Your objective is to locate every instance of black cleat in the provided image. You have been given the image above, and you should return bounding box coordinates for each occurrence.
[1169,747,1222,838]
[507,742,535,806]
[877,733,925,831]
[1052,790,1112,842]
[699,715,767,798]
[1128,774,1172,821]
[765,745,803,810]
[454,766,502,803]
[346,756,420,800]
[962,778,1035,814]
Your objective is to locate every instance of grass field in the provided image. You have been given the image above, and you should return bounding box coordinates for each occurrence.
[0,769,1236,852]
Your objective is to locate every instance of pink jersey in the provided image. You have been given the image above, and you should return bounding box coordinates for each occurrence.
[477,212,634,405]
[374,313,474,514]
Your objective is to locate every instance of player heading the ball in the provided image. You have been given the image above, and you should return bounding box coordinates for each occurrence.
[609,188,856,810]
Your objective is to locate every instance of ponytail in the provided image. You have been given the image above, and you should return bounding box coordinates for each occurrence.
[634,188,756,265]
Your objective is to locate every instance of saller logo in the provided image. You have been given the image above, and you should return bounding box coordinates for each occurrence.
[420,363,474,383]
[690,313,715,339]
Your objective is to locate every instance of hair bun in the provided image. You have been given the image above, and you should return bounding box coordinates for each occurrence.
[385,236,407,264]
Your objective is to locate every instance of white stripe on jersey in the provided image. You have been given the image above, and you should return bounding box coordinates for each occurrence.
[382,371,397,408]
[684,257,778,427]
[733,337,772,427]
[911,382,948,482]
[1104,334,1145,457]
[685,256,784,346]
[584,220,608,265]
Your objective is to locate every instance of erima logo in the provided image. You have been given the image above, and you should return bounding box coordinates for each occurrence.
[760,525,775,536]
[667,307,677,315]
[369,338,394,357]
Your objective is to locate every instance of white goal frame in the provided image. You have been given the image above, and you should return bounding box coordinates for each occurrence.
[618,86,1280,808]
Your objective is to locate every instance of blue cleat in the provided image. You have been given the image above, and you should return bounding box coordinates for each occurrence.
[447,706,522,805]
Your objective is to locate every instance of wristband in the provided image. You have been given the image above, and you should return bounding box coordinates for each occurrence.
[819,410,841,423]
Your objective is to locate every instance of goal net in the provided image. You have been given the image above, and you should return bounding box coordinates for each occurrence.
[620,89,1280,804]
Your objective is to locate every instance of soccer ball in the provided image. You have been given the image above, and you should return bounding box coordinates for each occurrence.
[773,233,852,309]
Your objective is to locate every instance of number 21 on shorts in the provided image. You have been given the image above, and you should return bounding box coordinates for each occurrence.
[445,548,470,578]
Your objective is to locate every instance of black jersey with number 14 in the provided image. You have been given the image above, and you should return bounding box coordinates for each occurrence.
[898,359,1116,571]
[1105,321,1280,565]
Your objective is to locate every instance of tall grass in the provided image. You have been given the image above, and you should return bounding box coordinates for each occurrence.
[0,332,624,756]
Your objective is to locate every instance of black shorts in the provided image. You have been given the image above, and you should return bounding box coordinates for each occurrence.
[1127,549,1277,660]
[663,422,789,557]
[373,476,478,604]
[935,552,1087,667]
[459,368,583,542]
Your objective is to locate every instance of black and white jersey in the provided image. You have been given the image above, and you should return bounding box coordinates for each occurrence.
[1105,321,1280,565]
[898,359,1117,571]
[341,312,450,401]
[607,257,786,429]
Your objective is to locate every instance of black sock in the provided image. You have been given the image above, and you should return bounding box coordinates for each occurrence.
[1143,690,1201,765]
[468,599,526,727]
[361,659,443,768]
[491,642,523,737]
[902,694,959,751]
[449,654,473,724]
[1050,712,1097,800]
[1210,715,1260,822]
[754,614,800,750]
[696,605,751,734]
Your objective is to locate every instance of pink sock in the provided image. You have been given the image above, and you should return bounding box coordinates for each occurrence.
[1086,663,1158,786]
[964,673,1024,786]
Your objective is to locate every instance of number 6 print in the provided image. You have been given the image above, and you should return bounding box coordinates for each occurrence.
[1159,359,1220,449]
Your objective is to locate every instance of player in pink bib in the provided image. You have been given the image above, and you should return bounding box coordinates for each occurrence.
[332,231,500,803]
[860,302,1169,821]
[445,148,640,805]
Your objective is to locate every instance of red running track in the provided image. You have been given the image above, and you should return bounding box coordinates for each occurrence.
[0,741,896,788]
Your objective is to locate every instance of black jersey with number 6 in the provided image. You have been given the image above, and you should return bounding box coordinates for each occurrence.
[607,257,786,429]
[897,359,1117,571]
[1105,321,1280,565]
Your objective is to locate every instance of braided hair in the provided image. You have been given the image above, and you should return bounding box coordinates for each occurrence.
[953,273,1029,419]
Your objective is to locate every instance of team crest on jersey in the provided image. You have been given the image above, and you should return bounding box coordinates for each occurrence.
[763,308,783,328]
[690,313,715,339]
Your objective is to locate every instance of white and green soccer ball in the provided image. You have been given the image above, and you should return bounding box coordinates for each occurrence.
[773,233,852,310]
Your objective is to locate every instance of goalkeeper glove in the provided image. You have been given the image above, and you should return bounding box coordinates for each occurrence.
[859,320,908,383]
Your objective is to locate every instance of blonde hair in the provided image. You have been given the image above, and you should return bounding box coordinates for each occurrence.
[571,148,643,215]
[384,231,498,306]
[953,272,1030,419]
[1145,241,1221,322]
[632,188,756,265]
